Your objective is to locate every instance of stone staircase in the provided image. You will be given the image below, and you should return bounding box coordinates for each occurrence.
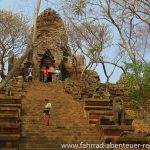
[19,81,101,150]
[0,95,22,150]
[83,98,150,147]
[63,78,150,149]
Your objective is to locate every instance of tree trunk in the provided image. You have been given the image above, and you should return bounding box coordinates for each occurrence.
[0,60,6,79]
[0,45,33,89]
[0,0,41,90]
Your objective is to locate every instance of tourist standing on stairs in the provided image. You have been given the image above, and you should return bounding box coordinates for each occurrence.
[28,71,33,82]
[55,68,61,82]
[28,65,33,73]
[43,99,52,126]
[43,68,49,83]
[28,65,33,82]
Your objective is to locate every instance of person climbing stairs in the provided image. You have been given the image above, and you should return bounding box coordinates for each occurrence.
[19,81,101,150]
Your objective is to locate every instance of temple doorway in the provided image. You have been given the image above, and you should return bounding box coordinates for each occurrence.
[47,73,52,82]
[40,50,55,82]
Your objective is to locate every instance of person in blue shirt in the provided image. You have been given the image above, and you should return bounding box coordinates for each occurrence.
[55,68,61,82]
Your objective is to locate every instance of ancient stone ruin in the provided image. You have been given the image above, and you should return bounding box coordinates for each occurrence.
[23,8,86,82]
[63,74,150,146]
[0,8,149,150]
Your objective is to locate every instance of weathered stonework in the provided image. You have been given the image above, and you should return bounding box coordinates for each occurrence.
[32,8,67,67]
[20,8,86,82]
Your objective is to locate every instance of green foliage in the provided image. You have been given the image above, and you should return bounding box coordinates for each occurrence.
[123,61,150,105]
[88,45,102,56]
[99,0,103,6]
[73,0,86,16]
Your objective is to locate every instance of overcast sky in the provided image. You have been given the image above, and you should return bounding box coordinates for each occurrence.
[0,0,123,83]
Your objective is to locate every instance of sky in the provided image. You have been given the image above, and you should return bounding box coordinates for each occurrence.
[0,0,123,83]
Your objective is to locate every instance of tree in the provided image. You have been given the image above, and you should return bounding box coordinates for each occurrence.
[62,0,126,83]
[100,0,150,102]
[123,62,150,106]
[0,10,30,79]
[63,0,150,61]
[62,0,150,93]
[119,0,150,26]
[66,21,111,66]
[0,0,41,90]
[66,21,112,79]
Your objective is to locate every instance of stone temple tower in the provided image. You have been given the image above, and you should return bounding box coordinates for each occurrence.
[28,8,69,82]
[24,8,85,82]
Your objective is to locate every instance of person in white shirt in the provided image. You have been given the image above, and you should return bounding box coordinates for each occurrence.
[43,99,52,126]
[55,68,61,82]
[45,102,52,111]
[28,71,32,82]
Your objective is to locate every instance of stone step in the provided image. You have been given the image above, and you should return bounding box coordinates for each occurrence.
[0,117,19,123]
[0,134,20,141]
[102,135,120,143]
[20,135,99,141]
[22,126,92,134]
[99,116,134,125]
[0,96,22,104]
[20,148,102,150]
[0,123,21,134]
[103,136,150,144]
[0,113,19,117]
[0,103,21,107]
[21,125,95,129]
[21,119,87,123]
[22,131,98,137]
[84,105,112,110]
[88,110,113,124]
[0,114,19,123]
[84,99,111,106]
[21,121,87,125]
[13,83,23,89]
[13,86,23,90]
[0,148,18,150]
[21,122,89,127]
[20,137,99,145]
[20,137,100,143]
[13,92,23,96]
[116,137,150,144]
[0,129,20,134]
[0,104,21,115]
[21,126,90,130]
[0,123,21,128]
[21,120,87,124]
[19,143,62,149]
[0,107,19,115]
[20,143,104,150]
[101,125,135,136]
[21,130,98,136]
[88,110,113,116]
[20,147,94,150]
[0,140,19,148]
